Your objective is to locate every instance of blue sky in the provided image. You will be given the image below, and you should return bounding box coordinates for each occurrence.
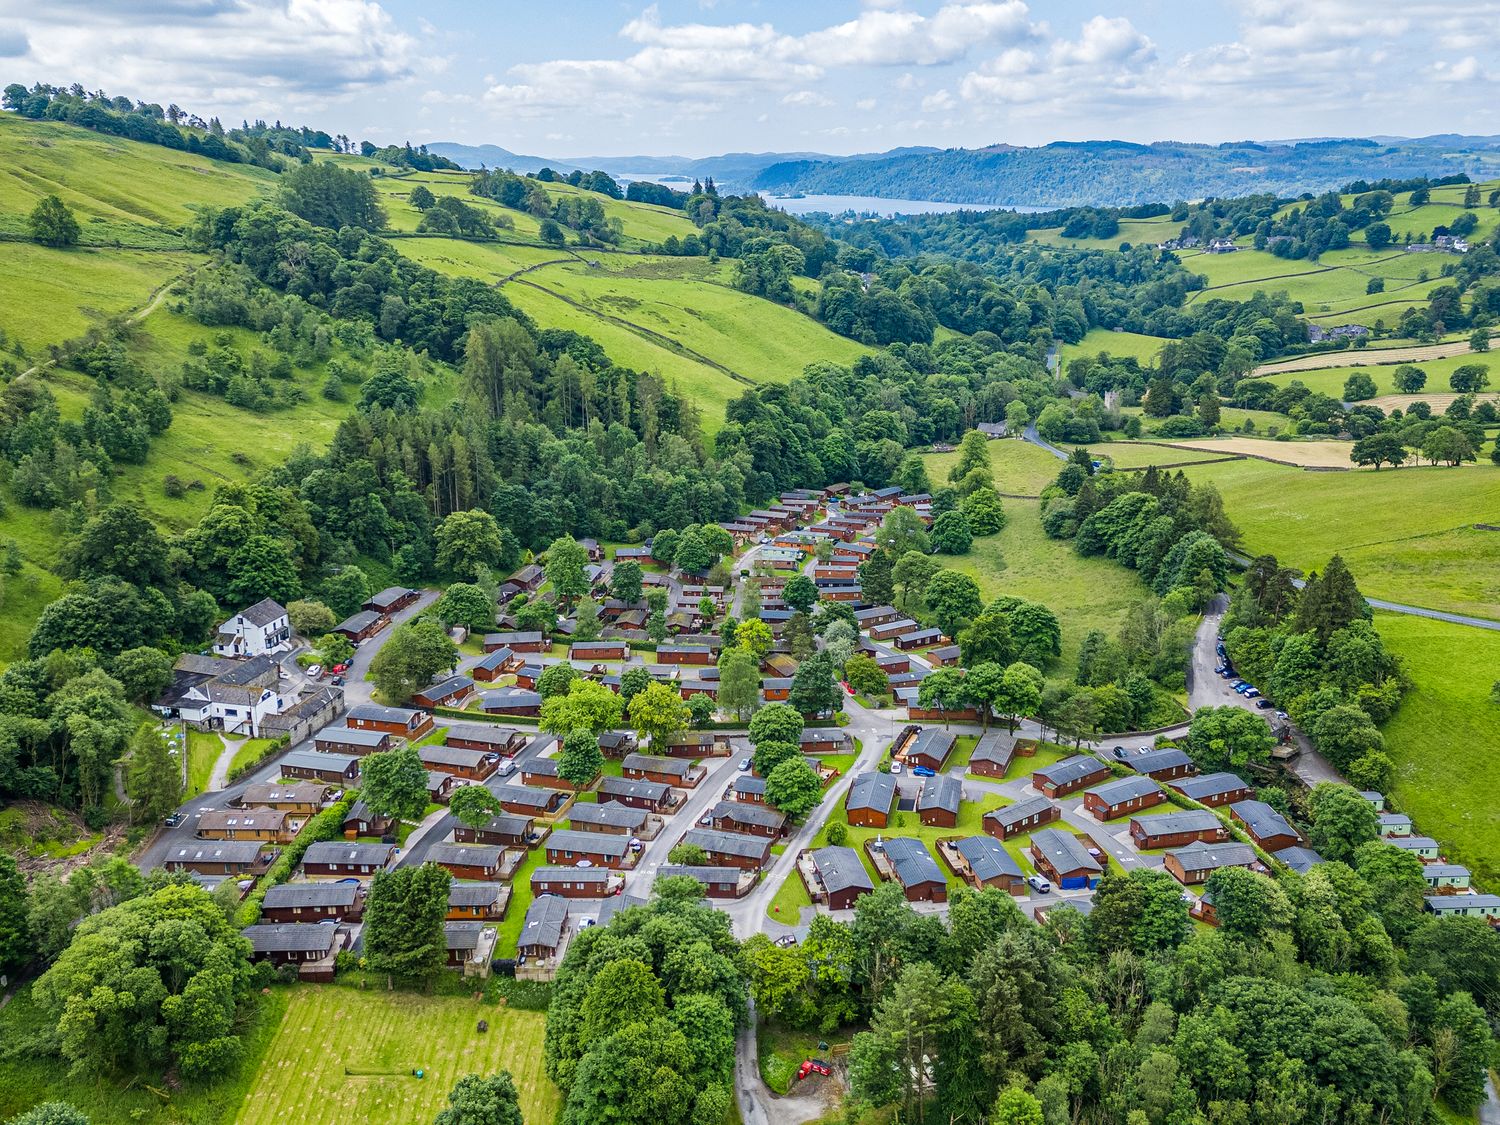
[0,1,1495,157]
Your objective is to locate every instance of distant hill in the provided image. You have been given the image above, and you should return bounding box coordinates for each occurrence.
[424,141,576,174]
[752,137,1500,208]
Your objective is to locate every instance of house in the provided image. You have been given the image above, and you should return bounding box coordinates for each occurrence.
[903,728,956,772]
[1424,894,1500,920]
[315,726,392,756]
[1030,828,1103,889]
[1129,810,1227,850]
[1206,237,1238,253]
[448,882,509,921]
[198,806,301,845]
[658,645,715,666]
[597,730,637,757]
[260,881,364,923]
[894,628,946,651]
[710,800,787,838]
[680,827,773,870]
[917,774,963,828]
[530,866,615,898]
[1168,772,1256,808]
[597,776,674,812]
[444,922,496,972]
[333,610,384,643]
[1082,776,1164,821]
[661,732,730,757]
[760,677,792,702]
[480,688,543,717]
[419,743,500,782]
[425,771,459,804]
[281,750,360,784]
[165,841,277,876]
[483,631,548,654]
[411,674,476,711]
[568,801,649,836]
[342,799,394,840]
[346,702,434,739]
[213,598,290,658]
[1389,835,1441,861]
[656,865,755,899]
[845,773,898,828]
[301,841,396,878]
[444,725,527,756]
[854,605,901,629]
[1230,800,1300,852]
[1164,841,1257,886]
[1126,748,1197,781]
[1378,812,1413,837]
[798,729,851,755]
[509,564,545,593]
[623,753,699,787]
[1272,845,1326,874]
[519,894,570,957]
[1422,864,1471,891]
[732,775,767,804]
[157,654,286,738]
[427,843,505,881]
[968,731,1015,779]
[473,648,518,682]
[879,837,947,902]
[927,645,962,667]
[947,836,1024,895]
[237,782,333,815]
[242,923,340,969]
[570,640,628,662]
[1033,755,1110,798]
[807,845,875,910]
[1359,791,1387,812]
[984,795,1060,839]
[453,813,536,847]
[500,785,569,818]
[869,618,919,642]
[364,586,419,615]
[545,830,632,869]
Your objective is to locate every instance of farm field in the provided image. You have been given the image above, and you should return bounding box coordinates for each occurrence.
[922,436,1065,495]
[1058,327,1167,369]
[396,236,574,281]
[1252,335,1492,376]
[1176,458,1500,619]
[1027,215,1177,250]
[1376,613,1500,887]
[1256,351,1496,398]
[1145,436,1356,468]
[1083,442,1236,469]
[234,985,559,1125]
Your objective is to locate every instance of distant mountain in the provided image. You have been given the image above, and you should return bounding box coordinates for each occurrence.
[424,142,575,174]
[751,137,1500,208]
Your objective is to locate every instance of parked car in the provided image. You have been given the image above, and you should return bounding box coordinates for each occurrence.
[331,662,349,674]
[1112,746,1128,760]
[912,765,936,777]
[1026,875,1051,893]
[331,675,344,686]
[699,813,713,826]
[1244,688,1261,699]
[162,813,184,828]
[738,757,751,771]
[494,759,516,777]
[1256,699,1274,710]
[889,762,903,775]
[307,664,323,679]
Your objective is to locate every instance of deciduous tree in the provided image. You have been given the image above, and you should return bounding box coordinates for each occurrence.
[364,862,451,986]
[764,758,822,817]
[361,746,431,822]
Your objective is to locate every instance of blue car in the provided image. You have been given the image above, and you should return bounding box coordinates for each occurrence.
[911,765,936,777]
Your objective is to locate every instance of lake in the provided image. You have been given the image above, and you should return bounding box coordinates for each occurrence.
[758,193,1046,217]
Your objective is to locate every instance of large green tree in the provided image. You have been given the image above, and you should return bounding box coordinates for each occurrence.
[360,746,431,822]
[29,194,80,247]
[125,722,182,825]
[433,1071,524,1125]
[277,160,385,230]
[369,618,458,703]
[364,862,451,986]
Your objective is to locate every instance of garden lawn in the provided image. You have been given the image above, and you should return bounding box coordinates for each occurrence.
[228,737,277,776]
[1376,612,1500,889]
[233,984,558,1125]
[922,438,1064,496]
[187,730,222,797]
[493,845,547,957]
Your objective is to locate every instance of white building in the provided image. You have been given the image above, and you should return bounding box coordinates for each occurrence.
[213,598,291,658]
[166,655,287,737]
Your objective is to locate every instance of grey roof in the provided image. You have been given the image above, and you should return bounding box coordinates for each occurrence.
[955,836,1023,883]
[658,865,744,886]
[1168,841,1256,873]
[444,724,522,748]
[1271,845,1325,873]
[1131,809,1221,837]
[984,794,1057,831]
[482,688,542,708]
[262,882,359,909]
[733,775,767,797]
[342,800,386,827]
[970,731,1014,770]
[1172,772,1250,801]
[419,744,493,768]
[347,703,424,725]
[1426,894,1500,913]
[236,597,288,627]
[1391,835,1440,851]
[419,674,474,699]
[366,586,415,610]
[846,772,897,814]
[594,893,648,926]
[428,843,503,868]
[240,781,330,805]
[521,756,561,777]
[549,829,630,857]
[302,841,394,867]
[210,654,280,688]
[1030,828,1102,875]
[318,726,393,753]
[243,923,339,954]
[468,813,534,836]
[503,784,566,808]
[907,728,956,764]
[474,648,515,672]
[1034,754,1108,787]
[1231,800,1298,842]
[533,865,610,883]
[812,845,875,896]
[336,610,382,634]
[445,922,486,951]
[1086,775,1161,806]
[598,776,671,802]
[486,631,544,645]
[712,800,786,830]
[623,752,692,777]
[1423,863,1470,881]
[917,774,962,815]
[198,806,292,836]
[449,881,505,907]
[682,827,771,860]
[797,728,849,748]
[1129,748,1193,774]
[568,801,648,830]
[521,894,569,948]
[1378,812,1412,828]
[168,840,271,864]
[597,731,634,750]
[882,837,945,888]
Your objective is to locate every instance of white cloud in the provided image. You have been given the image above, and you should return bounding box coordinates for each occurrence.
[921,89,955,112]
[797,2,1039,68]
[783,89,833,107]
[855,97,877,111]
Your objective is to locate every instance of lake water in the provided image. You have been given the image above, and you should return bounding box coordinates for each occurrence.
[758,193,1046,217]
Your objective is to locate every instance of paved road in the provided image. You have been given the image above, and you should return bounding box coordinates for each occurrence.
[1023,423,1068,460]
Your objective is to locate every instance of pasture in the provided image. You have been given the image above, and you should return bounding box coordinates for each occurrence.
[1149,436,1356,468]
[922,437,1066,495]
[1256,351,1496,399]
[1058,328,1168,370]
[1176,458,1500,619]
[235,985,559,1125]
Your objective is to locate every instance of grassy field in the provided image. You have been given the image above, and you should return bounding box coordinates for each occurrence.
[1376,613,1500,888]
[921,437,1064,495]
[1058,328,1169,370]
[1255,351,1496,400]
[1084,442,1242,469]
[187,729,222,797]
[1150,436,1356,468]
[1177,459,1500,619]
[235,985,559,1125]
[940,500,1154,677]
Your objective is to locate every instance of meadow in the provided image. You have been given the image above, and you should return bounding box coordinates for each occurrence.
[1058,328,1167,370]
[1176,458,1500,619]
[1255,351,1497,399]
[234,985,559,1125]
[921,438,1066,496]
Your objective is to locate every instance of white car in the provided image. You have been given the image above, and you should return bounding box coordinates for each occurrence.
[889,762,903,775]
[1026,875,1051,893]
[493,759,516,777]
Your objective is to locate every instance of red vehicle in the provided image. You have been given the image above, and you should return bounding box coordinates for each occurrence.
[331,663,349,674]
[796,1060,832,1082]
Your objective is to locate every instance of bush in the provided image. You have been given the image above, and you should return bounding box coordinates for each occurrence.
[1155,416,1205,439]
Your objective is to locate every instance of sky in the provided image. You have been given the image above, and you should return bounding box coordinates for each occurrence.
[0,0,1496,158]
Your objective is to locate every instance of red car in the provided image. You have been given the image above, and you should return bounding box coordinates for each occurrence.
[331,663,349,674]
[796,1060,832,1081]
